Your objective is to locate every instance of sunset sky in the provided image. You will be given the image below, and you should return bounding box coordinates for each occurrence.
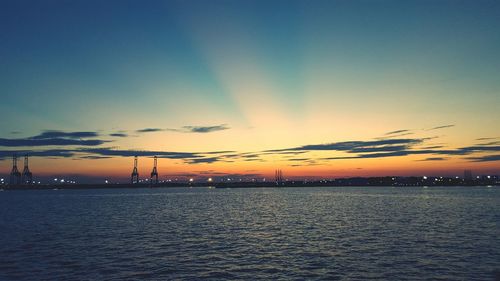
[1,0,499,182]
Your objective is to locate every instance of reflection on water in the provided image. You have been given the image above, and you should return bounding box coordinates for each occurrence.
[1,186,499,280]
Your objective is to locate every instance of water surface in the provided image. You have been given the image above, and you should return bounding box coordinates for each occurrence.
[1,186,499,280]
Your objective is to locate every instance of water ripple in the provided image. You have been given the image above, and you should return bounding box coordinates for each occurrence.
[0,186,499,280]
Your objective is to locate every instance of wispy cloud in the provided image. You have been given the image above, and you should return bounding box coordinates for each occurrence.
[426,124,455,131]
[109,133,128,137]
[0,138,108,147]
[266,138,424,153]
[32,130,99,139]
[477,141,500,146]
[466,154,500,162]
[317,145,500,161]
[385,129,410,135]
[185,157,220,164]
[476,137,499,141]
[136,128,164,133]
[0,147,237,164]
[179,124,230,133]
[457,145,500,154]
[0,130,109,147]
[376,132,414,140]
[77,148,238,165]
[416,157,447,161]
[260,136,500,163]
[287,158,311,161]
[0,149,76,158]
[3,127,499,166]
[419,145,445,149]
[79,155,114,159]
[136,124,230,134]
[79,148,202,159]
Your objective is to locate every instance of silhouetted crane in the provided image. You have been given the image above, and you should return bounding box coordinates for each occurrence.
[22,155,33,184]
[10,154,21,185]
[150,156,159,185]
[131,156,139,184]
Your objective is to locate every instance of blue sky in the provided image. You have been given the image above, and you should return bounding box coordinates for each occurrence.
[1,0,499,181]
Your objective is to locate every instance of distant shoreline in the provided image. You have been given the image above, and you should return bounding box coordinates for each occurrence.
[2,179,499,191]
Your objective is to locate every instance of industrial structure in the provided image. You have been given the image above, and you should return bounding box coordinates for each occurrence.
[150,156,159,185]
[275,169,284,185]
[464,169,473,180]
[1,154,498,188]
[131,156,139,184]
[22,155,33,184]
[10,155,21,185]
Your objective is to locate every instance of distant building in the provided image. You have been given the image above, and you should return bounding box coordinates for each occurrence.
[464,170,473,180]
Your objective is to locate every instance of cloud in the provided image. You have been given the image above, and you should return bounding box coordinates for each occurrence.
[317,145,500,161]
[31,130,99,139]
[239,154,260,159]
[416,157,448,161]
[0,138,109,147]
[385,129,410,135]
[287,158,311,161]
[136,128,164,133]
[419,145,445,149]
[0,146,241,165]
[242,158,265,162]
[3,128,498,166]
[376,132,414,140]
[79,155,114,159]
[476,141,500,146]
[289,161,321,167]
[78,148,240,165]
[185,157,220,164]
[321,151,414,160]
[457,145,500,154]
[136,124,230,134]
[181,124,230,133]
[267,138,424,153]
[0,130,109,147]
[349,145,410,153]
[466,155,500,162]
[201,150,236,155]
[426,124,455,131]
[109,132,128,137]
[79,148,202,159]
[260,137,500,163]
[476,137,499,141]
[0,149,76,159]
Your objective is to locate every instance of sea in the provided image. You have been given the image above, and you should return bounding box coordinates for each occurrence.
[0,186,499,280]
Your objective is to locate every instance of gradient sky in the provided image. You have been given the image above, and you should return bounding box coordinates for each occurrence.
[1,0,499,182]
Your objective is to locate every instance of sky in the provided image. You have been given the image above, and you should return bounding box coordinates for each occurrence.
[1,0,499,183]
